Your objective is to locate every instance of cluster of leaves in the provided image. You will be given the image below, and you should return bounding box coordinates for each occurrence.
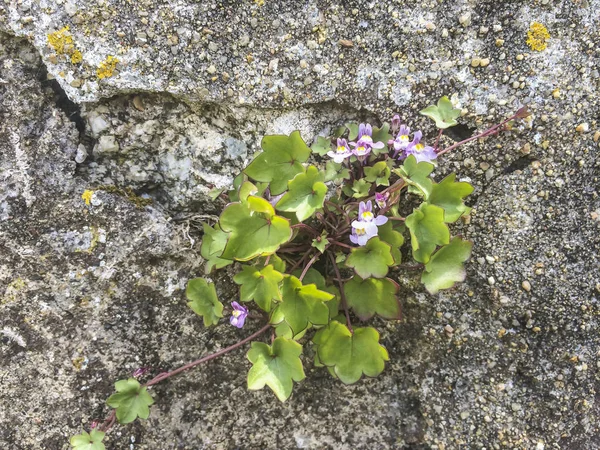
[71,97,476,448]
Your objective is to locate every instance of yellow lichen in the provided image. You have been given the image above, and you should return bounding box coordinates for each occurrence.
[526,22,550,51]
[48,26,74,54]
[97,55,119,79]
[48,26,84,64]
[81,189,94,206]
[254,0,264,5]
[71,50,83,64]
[96,185,153,208]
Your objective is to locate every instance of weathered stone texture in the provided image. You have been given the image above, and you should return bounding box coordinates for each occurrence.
[1,0,599,449]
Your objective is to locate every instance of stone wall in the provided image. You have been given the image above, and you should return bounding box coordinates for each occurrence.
[1,1,599,449]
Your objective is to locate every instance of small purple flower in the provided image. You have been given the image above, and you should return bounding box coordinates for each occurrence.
[230,302,248,328]
[350,201,388,246]
[90,421,100,430]
[404,131,438,163]
[390,115,402,135]
[389,125,412,157]
[132,367,150,378]
[375,192,389,209]
[350,123,384,158]
[327,138,353,163]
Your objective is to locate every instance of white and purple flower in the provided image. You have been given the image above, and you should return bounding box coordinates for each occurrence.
[375,192,389,209]
[327,138,353,163]
[389,124,412,157]
[350,123,385,158]
[350,200,388,246]
[404,131,437,163]
[230,302,248,328]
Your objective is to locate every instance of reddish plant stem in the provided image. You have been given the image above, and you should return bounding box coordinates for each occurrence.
[325,200,348,219]
[288,250,312,274]
[328,252,353,334]
[437,112,521,157]
[434,128,444,149]
[145,323,271,387]
[388,216,405,221]
[291,223,320,236]
[299,253,321,281]
[330,239,353,250]
[263,254,271,266]
[97,323,271,434]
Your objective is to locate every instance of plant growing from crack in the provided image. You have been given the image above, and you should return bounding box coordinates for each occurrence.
[70,97,529,449]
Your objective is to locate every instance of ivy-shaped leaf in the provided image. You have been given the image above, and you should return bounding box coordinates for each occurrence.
[422,237,473,294]
[311,230,330,253]
[106,378,154,424]
[186,278,224,326]
[228,172,247,202]
[233,264,283,312]
[346,123,359,140]
[200,223,232,274]
[394,155,434,198]
[313,321,389,384]
[346,237,394,279]
[344,277,401,320]
[270,275,333,337]
[324,160,351,183]
[405,203,450,264]
[428,173,474,223]
[254,254,286,273]
[247,337,306,401]
[377,221,404,265]
[371,123,393,155]
[342,178,372,199]
[244,131,311,195]
[292,268,340,320]
[311,136,331,156]
[70,430,106,450]
[420,96,461,129]
[276,166,328,221]
[364,161,391,186]
[219,196,292,261]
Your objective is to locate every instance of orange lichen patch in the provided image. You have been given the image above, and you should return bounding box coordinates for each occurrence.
[71,50,83,64]
[81,189,94,206]
[526,22,550,51]
[97,55,119,79]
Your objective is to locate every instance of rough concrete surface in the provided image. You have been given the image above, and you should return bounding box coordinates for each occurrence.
[1,0,599,449]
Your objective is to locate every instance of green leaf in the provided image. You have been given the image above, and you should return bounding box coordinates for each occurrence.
[405,203,450,264]
[311,136,331,156]
[292,268,340,320]
[70,430,106,450]
[342,179,371,199]
[324,160,351,183]
[276,166,327,221]
[200,223,233,274]
[228,172,247,202]
[394,155,434,198]
[428,173,474,223]
[420,96,462,129]
[247,337,306,401]
[422,237,473,294]
[186,278,224,326]
[344,277,400,320]
[233,264,283,312]
[244,131,311,195]
[371,123,393,155]
[364,161,391,186]
[333,126,347,138]
[106,378,154,424]
[313,321,389,384]
[312,231,330,253]
[254,254,286,273]
[219,198,292,261]
[346,123,359,140]
[346,237,394,279]
[377,221,404,265]
[270,275,333,337]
